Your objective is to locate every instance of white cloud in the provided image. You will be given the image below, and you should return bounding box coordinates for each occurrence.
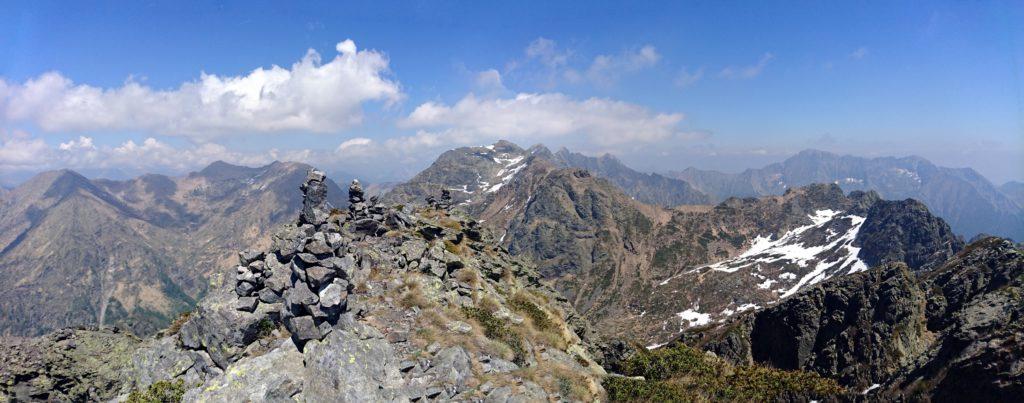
[0,131,278,176]
[674,67,704,88]
[584,45,661,85]
[0,39,402,138]
[474,69,507,93]
[525,38,570,69]
[514,38,659,87]
[0,130,51,168]
[718,53,775,79]
[849,47,869,60]
[336,137,374,153]
[401,92,685,145]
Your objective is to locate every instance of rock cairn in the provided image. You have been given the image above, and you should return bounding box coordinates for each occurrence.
[426,188,453,211]
[233,169,410,349]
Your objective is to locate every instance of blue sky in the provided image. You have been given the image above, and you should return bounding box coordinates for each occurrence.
[1,0,1022,185]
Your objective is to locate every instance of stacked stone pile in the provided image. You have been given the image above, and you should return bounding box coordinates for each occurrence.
[233,169,409,349]
[125,168,609,401]
[426,188,453,211]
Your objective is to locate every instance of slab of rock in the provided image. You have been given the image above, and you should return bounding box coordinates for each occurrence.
[182,339,304,402]
[302,328,403,402]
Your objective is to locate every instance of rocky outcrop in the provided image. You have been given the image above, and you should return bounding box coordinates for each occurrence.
[0,327,140,401]
[2,168,608,402]
[697,263,928,387]
[686,237,1023,400]
[855,198,964,271]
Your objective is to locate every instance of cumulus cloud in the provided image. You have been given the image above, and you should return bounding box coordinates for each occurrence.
[718,53,775,79]
[0,130,52,168]
[0,39,402,138]
[400,92,685,145]
[0,130,280,176]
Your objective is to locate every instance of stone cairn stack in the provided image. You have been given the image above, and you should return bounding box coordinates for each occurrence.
[425,188,453,211]
[232,169,411,349]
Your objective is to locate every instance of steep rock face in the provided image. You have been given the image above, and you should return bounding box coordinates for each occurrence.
[855,198,964,271]
[505,169,658,317]
[1,169,608,402]
[688,237,1023,400]
[892,237,1024,401]
[747,264,926,387]
[670,149,1024,240]
[0,161,346,336]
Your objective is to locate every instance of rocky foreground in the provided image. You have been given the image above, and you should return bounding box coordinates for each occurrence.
[1,168,1021,402]
[1,169,609,402]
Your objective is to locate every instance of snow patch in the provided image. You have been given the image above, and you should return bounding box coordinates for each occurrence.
[690,209,869,300]
[646,341,668,350]
[676,309,711,328]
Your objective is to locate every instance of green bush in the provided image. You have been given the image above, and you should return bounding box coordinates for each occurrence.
[126,379,187,403]
[509,294,553,331]
[462,306,527,365]
[604,343,845,402]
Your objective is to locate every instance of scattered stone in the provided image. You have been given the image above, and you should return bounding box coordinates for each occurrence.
[235,297,259,312]
[319,282,346,309]
[446,321,473,334]
[286,315,320,342]
[239,250,264,266]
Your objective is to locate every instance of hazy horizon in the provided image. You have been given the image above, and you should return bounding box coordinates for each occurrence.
[2,1,1022,185]
[1,141,1018,190]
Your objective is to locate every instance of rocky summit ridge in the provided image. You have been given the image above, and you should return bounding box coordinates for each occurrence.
[1,169,609,402]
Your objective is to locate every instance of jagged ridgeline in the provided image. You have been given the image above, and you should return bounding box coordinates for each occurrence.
[1,169,610,401]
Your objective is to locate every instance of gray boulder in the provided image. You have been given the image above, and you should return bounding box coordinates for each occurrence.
[182,339,304,403]
[302,327,402,402]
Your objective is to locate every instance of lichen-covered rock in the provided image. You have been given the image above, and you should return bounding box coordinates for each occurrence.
[178,287,278,368]
[0,328,140,401]
[182,339,304,402]
[302,326,403,402]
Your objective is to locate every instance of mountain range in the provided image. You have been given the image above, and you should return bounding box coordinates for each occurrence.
[385,141,965,345]
[669,149,1024,240]
[5,141,1006,342]
[0,161,346,336]
[1,164,1019,401]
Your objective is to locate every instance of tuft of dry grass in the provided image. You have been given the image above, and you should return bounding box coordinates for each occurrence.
[398,276,435,309]
[166,311,192,335]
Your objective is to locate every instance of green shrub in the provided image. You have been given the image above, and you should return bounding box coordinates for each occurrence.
[604,343,845,402]
[603,376,691,402]
[462,306,527,365]
[256,318,276,339]
[509,294,553,331]
[126,379,187,403]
